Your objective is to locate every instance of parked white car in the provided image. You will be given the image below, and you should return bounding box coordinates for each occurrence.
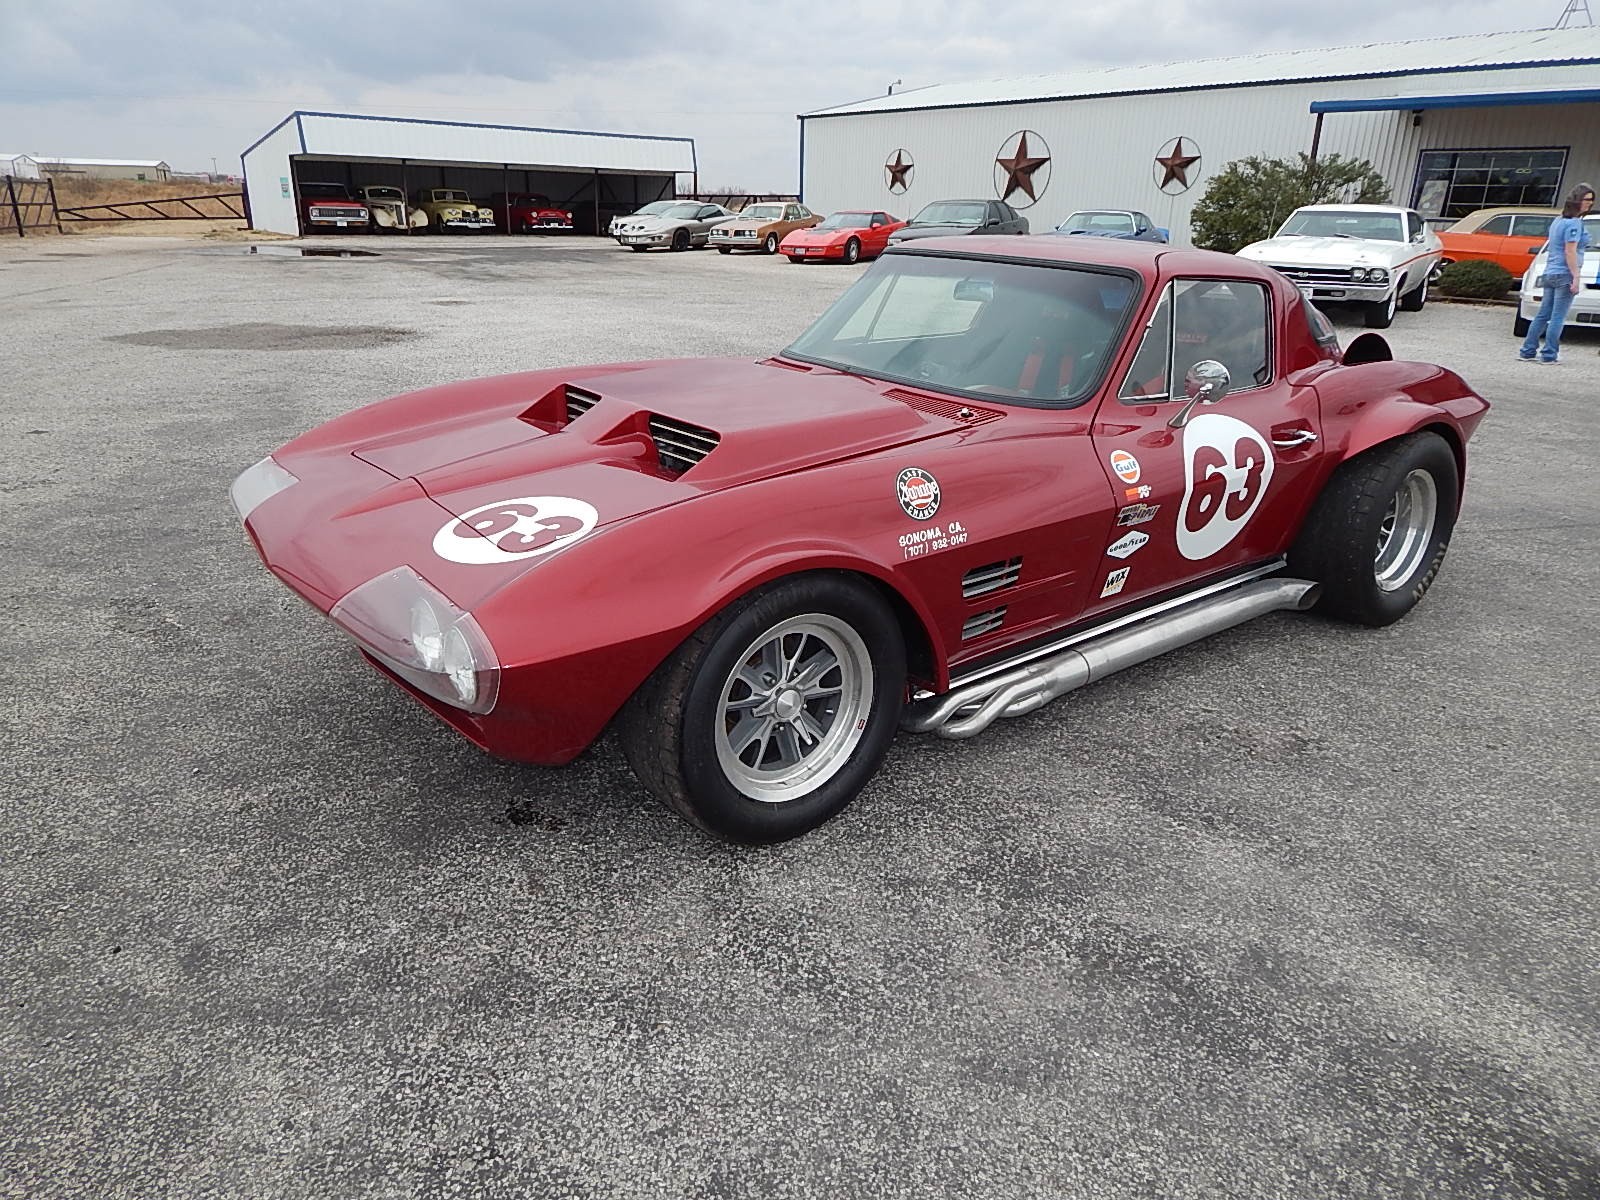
[1236,204,1442,329]
[1515,212,1599,338]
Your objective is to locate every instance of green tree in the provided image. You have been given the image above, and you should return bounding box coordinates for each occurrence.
[1189,153,1391,253]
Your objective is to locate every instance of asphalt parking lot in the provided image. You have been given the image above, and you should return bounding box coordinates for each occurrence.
[2,233,1597,1200]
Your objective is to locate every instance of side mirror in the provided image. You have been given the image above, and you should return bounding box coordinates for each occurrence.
[1169,360,1230,429]
[984,218,1000,228]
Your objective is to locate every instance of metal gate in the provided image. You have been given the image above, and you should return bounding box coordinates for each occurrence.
[2,176,61,237]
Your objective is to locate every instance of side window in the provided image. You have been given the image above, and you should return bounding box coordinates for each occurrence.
[1478,214,1513,235]
[1121,280,1270,402]
[699,206,720,219]
[1511,215,1552,237]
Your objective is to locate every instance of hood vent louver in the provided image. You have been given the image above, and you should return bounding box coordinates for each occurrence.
[648,415,721,475]
[564,386,600,424]
[962,608,1007,641]
[883,389,1004,425]
[962,558,1023,599]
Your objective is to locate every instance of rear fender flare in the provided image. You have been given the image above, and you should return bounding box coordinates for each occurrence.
[1334,404,1468,514]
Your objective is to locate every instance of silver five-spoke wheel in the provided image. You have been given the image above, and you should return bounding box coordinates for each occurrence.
[1374,468,1438,591]
[715,614,873,803]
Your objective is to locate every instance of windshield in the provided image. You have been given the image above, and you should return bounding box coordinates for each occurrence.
[740,205,785,220]
[633,201,674,217]
[433,190,470,203]
[660,203,704,219]
[365,188,401,200]
[1277,209,1404,242]
[783,255,1138,406]
[818,212,874,230]
[1058,211,1134,234]
[911,202,987,227]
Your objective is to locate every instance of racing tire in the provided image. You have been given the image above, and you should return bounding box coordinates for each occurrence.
[843,238,861,265]
[718,247,732,255]
[1399,275,1428,312]
[1513,312,1531,338]
[671,229,690,252]
[619,574,907,844]
[764,233,779,254]
[1364,288,1398,329]
[1288,431,1459,628]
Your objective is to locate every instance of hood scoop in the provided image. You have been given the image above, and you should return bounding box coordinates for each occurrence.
[649,414,720,474]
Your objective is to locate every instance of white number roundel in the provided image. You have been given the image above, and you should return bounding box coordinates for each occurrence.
[433,495,598,565]
[1177,414,1274,561]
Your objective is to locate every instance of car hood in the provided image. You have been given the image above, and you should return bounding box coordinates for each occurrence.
[1238,235,1409,267]
[788,227,849,241]
[349,358,967,529]
[890,224,982,241]
[716,219,777,233]
[622,217,692,231]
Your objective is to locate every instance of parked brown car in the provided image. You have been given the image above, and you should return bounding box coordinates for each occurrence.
[708,202,821,254]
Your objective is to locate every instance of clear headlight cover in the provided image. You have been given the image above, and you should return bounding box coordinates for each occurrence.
[230,456,298,522]
[329,567,500,714]
[1369,267,1389,283]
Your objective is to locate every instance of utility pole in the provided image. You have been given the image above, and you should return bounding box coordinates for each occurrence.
[1555,0,1593,27]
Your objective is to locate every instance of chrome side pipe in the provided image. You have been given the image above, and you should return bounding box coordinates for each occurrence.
[902,578,1320,740]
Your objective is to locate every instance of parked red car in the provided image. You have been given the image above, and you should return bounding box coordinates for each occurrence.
[781,210,906,263]
[297,182,369,233]
[232,237,1488,843]
[489,192,574,234]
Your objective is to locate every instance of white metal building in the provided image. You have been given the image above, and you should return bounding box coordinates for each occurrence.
[37,158,171,181]
[240,111,698,236]
[799,28,1600,243]
[1,153,41,179]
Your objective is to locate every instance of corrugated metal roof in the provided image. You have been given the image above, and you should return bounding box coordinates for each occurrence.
[805,27,1600,118]
[36,157,170,167]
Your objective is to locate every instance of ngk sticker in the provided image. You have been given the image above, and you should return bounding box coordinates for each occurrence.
[1177,413,1275,560]
[434,495,598,564]
[1110,450,1141,484]
[896,467,942,521]
[1106,531,1149,560]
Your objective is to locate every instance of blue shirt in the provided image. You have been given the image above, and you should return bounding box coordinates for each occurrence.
[1543,216,1590,278]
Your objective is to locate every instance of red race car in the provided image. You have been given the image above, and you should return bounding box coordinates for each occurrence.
[781,210,905,263]
[232,237,1488,844]
[489,192,574,233]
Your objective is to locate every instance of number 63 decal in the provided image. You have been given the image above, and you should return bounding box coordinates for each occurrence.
[433,495,599,564]
[1177,413,1275,560]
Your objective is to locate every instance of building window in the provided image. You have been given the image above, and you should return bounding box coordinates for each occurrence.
[1412,148,1567,220]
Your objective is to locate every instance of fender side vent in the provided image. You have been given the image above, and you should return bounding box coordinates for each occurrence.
[962,557,1022,599]
[962,608,1007,641]
[564,386,600,424]
[883,389,1004,425]
[649,415,721,474]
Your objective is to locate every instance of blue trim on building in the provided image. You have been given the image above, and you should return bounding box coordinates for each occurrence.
[800,56,1600,120]
[798,119,806,203]
[239,113,298,160]
[295,113,307,153]
[1312,86,1600,113]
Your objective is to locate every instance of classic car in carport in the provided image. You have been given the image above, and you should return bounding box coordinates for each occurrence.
[232,235,1488,844]
[414,188,495,233]
[490,192,574,234]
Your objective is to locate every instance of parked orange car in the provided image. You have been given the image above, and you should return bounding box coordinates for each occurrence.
[1437,207,1558,276]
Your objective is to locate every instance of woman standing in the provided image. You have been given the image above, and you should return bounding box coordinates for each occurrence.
[1519,182,1595,365]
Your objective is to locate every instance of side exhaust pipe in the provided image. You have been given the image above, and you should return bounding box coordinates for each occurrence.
[903,577,1320,740]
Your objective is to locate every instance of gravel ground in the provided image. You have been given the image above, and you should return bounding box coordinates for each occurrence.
[1,234,1597,1200]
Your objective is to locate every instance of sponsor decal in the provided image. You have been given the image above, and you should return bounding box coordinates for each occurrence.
[896,467,942,521]
[1117,503,1160,527]
[1101,567,1130,598]
[1110,450,1141,484]
[1177,413,1275,560]
[434,496,598,565]
[1124,485,1152,501]
[1107,531,1149,560]
[899,519,968,559]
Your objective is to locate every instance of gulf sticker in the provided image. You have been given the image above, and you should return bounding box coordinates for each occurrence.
[1110,450,1141,484]
[434,495,598,564]
[896,467,942,521]
[1177,413,1275,560]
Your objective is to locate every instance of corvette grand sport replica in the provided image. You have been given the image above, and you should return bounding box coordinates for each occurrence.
[233,237,1488,844]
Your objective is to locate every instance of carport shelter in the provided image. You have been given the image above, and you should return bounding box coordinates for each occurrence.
[240,112,697,236]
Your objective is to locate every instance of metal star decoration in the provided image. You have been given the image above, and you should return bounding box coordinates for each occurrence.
[995,131,1050,203]
[1154,138,1202,191]
[885,149,914,193]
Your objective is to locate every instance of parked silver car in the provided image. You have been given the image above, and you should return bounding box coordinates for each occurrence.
[613,202,737,251]
[607,200,676,238]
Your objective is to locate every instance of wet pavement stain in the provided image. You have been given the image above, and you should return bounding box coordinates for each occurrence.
[107,322,416,350]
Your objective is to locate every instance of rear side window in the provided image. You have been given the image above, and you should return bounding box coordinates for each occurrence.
[1478,214,1513,235]
[1301,297,1339,352]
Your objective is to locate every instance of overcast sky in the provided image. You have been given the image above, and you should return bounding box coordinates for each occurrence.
[0,0,1570,188]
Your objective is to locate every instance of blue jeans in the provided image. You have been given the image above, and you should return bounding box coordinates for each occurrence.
[1520,273,1577,361]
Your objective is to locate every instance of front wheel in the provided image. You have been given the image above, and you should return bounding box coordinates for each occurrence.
[620,574,907,844]
[764,232,779,254]
[1364,288,1397,328]
[1289,432,1459,627]
[843,237,861,265]
[671,228,690,252]
[1399,274,1428,312]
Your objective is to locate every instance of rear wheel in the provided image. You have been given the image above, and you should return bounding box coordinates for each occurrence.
[620,574,906,844]
[718,247,732,255]
[843,238,861,264]
[1289,432,1458,627]
[1513,311,1531,338]
[1364,287,1397,328]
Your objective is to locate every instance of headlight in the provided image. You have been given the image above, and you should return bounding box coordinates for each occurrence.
[330,567,500,713]
[230,455,297,522]
[1367,267,1388,283]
